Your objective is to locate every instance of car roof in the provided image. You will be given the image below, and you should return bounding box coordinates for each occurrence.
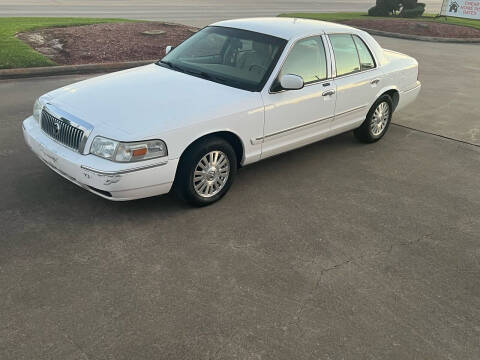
[211,17,357,40]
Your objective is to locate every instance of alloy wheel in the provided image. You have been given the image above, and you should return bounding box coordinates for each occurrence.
[193,150,230,198]
[370,101,390,136]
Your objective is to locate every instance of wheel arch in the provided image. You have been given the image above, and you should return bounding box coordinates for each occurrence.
[179,130,245,168]
[375,87,400,111]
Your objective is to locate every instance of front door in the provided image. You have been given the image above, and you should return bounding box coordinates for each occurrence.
[260,35,336,159]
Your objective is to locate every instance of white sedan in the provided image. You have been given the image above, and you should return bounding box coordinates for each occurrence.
[23,17,421,205]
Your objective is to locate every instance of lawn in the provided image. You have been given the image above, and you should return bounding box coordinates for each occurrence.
[278,12,480,31]
[0,17,133,69]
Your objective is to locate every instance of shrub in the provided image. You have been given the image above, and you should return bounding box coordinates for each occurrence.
[368,5,389,16]
[368,0,401,16]
[402,0,418,8]
[400,2,426,17]
[368,0,426,17]
[385,0,402,13]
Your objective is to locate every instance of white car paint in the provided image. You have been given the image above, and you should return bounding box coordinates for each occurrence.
[23,17,421,201]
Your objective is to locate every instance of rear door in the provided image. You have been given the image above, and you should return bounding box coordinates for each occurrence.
[328,34,383,134]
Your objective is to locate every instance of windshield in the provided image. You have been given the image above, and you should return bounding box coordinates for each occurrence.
[158,26,287,92]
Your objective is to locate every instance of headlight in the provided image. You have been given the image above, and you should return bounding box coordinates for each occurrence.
[90,136,168,162]
[33,98,44,123]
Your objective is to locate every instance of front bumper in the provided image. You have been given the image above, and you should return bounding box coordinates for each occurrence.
[23,116,178,201]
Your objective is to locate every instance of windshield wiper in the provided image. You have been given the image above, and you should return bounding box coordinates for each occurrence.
[157,60,185,73]
[187,69,230,85]
[193,70,214,80]
[158,61,231,86]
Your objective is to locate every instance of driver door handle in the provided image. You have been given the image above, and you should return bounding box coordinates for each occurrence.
[322,89,336,97]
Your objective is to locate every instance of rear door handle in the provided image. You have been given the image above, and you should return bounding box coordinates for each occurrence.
[322,89,335,97]
[371,79,380,85]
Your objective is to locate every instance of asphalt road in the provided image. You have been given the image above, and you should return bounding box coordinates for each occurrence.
[0,0,442,26]
[1,36,480,359]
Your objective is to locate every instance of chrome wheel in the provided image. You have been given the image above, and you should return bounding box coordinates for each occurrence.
[370,101,390,136]
[193,150,230,198]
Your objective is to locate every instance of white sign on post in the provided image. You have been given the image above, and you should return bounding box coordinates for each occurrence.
[441,0,480,19]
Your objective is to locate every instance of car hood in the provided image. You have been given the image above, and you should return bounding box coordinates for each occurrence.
[46,64,260,140]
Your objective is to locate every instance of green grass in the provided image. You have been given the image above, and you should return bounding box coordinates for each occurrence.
[278,12,480,31]
[0,17,135,69]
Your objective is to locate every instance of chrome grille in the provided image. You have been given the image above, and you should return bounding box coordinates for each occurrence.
[41,108,84,151]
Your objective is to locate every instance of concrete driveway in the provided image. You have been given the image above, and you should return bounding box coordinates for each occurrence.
[0,36,479,359]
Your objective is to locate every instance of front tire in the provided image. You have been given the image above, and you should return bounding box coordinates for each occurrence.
[173,137,237,206]
[354,94,393,143]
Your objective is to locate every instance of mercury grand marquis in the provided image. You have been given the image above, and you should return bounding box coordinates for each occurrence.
[23,17,421,205]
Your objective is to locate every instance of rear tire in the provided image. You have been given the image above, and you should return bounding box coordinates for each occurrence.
[354,94,393,143]
[173,137,237,206]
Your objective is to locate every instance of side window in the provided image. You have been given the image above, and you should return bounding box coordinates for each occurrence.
[278,36,327,85]
[329,34,361,77]
[353,35,375,70]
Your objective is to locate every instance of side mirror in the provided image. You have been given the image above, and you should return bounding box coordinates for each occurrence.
[280,74,304,90]
[165,45,173,55]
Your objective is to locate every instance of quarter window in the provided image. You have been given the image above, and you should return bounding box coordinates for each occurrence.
[353,35,375,70]
[329,34,361,77]
[278,36,328,85]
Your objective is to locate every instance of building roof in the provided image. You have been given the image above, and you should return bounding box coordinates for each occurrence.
[211,17,356,40]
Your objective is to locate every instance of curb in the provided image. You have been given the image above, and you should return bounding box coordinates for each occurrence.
[357,27,480,43]
[0,60,156,80]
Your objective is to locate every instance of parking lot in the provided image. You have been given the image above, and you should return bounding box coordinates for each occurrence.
[1,35,479,359]
[0,0,441,26]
